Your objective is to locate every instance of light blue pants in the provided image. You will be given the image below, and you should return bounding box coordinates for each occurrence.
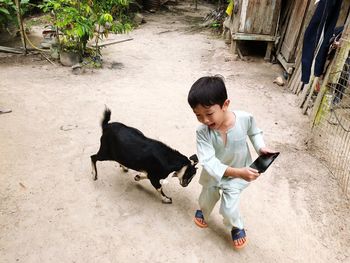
[198,179,249,230]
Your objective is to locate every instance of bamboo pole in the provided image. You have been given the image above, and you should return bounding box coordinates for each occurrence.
[295,81,303,94]
[299,77,313,107]
[14,0,27,54]
[294,70,302,93]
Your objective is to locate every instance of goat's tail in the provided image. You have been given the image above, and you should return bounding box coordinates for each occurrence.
[101,106,111,130]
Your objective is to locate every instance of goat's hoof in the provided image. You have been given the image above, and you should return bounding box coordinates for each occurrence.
[91,172,98,181]
[134,175,141,181]
[162,197,172,204]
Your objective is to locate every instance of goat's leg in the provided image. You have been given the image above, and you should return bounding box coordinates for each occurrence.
[90,154,98,180]
[157,187,172,204]
[149,175,172,204]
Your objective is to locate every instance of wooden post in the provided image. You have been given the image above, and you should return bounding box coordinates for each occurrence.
[14,0,27,54]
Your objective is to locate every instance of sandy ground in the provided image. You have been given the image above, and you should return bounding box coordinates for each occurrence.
[1,1,350,262]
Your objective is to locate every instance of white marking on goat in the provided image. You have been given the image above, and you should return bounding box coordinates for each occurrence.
[160,179,169,185]
[158,188,172,204]
[175,165,187,184]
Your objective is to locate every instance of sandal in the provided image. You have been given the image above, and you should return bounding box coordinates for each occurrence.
[0,108,12,114]
[231,227,247,249]
[193,210,208,228]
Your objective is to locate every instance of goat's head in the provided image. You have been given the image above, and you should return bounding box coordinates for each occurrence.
[174,154,198,187]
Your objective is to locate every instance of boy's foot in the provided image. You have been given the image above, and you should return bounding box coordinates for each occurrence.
[231,227,247,249]
[194,210,208,228]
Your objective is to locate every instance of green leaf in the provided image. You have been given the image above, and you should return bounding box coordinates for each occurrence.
[0,7,10,15]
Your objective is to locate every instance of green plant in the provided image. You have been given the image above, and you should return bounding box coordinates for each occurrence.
[0,0,16,29]
[89,0,132,56]
[40,0,94,54]
[0,0,30,31]
[40,0,133,63]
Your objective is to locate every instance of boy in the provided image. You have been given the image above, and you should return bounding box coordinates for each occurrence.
[187,75,274,249]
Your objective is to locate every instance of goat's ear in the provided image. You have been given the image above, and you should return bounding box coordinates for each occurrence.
[189,154,198,165]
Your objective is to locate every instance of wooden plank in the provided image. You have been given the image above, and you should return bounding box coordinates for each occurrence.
[275,0,294,56]
[90,38,133,48]
[287,50,302,91]
[270,0,282,36]
[337,0,350,27]
[295,81,304,94]
[293,2,317,62]
[290,64,301,92]
[277,53,295,71]
[0,46,23,54]
[239,0,249,33]
[302,77,319,114]
[238,0,280,35]
[231,33,275,41]
[299,80,312,107]
[280,0,310,63]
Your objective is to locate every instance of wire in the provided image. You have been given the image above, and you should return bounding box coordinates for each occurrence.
[328,107,350,132]
[23,26,51,52]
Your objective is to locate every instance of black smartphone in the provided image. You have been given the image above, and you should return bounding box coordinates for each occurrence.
[250,152,280,173]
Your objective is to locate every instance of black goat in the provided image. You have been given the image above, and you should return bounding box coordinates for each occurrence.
[91,108,198,203]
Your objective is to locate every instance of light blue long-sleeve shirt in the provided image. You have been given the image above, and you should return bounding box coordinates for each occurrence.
[196,110,265,187]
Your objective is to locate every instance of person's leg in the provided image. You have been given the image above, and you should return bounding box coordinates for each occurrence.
[220,179,249,248]
[194,186,220,227]
[199,185,220,219]
[301,0,328,84]
[220,181,248,229]
[314,0,343,77]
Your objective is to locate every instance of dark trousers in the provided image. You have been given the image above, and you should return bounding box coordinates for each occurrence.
[301,0,343,84]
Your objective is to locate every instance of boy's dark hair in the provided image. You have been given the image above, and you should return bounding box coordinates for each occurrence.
[187,75,228,109]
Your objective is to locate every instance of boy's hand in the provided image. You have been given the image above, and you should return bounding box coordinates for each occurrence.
[259,147,277,155]
[229,167,260,182]
[240,167,260,182]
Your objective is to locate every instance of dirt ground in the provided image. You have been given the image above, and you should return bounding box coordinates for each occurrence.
[1,1,349,262]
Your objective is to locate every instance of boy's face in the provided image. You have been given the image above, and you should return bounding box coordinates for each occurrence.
[192,100,230,130]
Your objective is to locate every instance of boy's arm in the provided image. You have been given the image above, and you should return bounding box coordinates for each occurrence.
[196,129,228,183]
[247,114,265,154]
[224,166,260,181]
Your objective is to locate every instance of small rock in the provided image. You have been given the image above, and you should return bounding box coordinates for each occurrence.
[133,13,145,25]
[71,63,85,75]
[71,63,82,69]
[273,76,285,86]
